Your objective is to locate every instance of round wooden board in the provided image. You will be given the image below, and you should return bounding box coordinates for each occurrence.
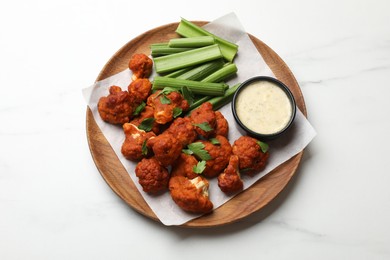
[86,22,307,227]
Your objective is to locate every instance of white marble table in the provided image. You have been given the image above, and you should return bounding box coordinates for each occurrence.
[1,0,389,259]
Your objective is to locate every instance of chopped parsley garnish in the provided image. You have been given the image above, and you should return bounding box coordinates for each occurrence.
[133,101,146,116]
[141,140,148,156]
[160,95,171,104]
[256,140,269,153]
[182,142,211,161]
[193,122,213,132]
[193,160,206,174]
[138,118,155,132]
[173,107,182,118]
[209,138,220,145]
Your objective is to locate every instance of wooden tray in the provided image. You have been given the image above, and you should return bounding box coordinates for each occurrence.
[86,21,307,227]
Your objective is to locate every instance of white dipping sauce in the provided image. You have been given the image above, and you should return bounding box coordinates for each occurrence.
[235,80,293,135]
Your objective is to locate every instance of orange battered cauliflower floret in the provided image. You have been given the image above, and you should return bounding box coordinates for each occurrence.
[135,157,169,194]
[218,155,243,193]
[128,53,153,80]
[165,117,197,147]
[169,175,213,214]
[232,136,269,175]
[130,105,161,134]
[214,111,229,137]
[128,78,152,103]
[197,135,232,178]
[147,90,189,125]
[189,102,216,138]
[121,123,155,161]
[97,85,136,124]
[147,133,182,167]
[171,153,199,180]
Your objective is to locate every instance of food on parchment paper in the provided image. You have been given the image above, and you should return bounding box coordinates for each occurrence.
[165,117,197,148]
[121,123,156,161]
[147,90,189,125]
[232,136,270,175]
[97,86,136,124]
[218,155,243,194]
[171,153,199,180]
[189,102,217,138]
[169,175,213,214]
[96,34,268,213]
[129,105,161,135]
[135,157,170,194]
[147,133,182,167]
[128,53,153,80]
[214,111,229,137]
[195,135,232,178]
[128,78,152,103]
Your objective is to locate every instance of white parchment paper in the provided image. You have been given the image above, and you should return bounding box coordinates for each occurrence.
[83,13,317,226]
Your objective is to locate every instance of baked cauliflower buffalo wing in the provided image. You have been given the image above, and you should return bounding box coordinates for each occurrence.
[218,155,243,193]
[171,153,199,180]
[128,78,152,103]
[121,123,155,161]
[147,133,182,167]
[232,136,269,175]
[130,105,161,134]
[169,176,213,214]
[189,102,216,138]
[147,90,189,125]
[165,117,197,147]
[214,111,229,137]
[97,85,136,124]
[135,157,169,194]
[198,135,232,178]
[128,53,153,80]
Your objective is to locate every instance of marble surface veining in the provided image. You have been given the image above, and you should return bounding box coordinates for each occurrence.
[0,0,389,259]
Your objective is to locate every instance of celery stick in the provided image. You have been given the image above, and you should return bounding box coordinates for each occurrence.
[165,67,194,78]
[168,36,215,48]
[201,63,238,83]
[150,43,193,57]
[152,76,228,96]
[176,59,224,81]
[175,18,238,62]
[208,83,241,110]
[153,44,223,74]
[189,96,212,111]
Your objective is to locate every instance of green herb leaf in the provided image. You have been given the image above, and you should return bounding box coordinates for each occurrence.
[181,86,194,105]
[256,140,269,153]
[156,87,178,97]
[193,122,213,132]
[173,107,182,118]
[160,95,171,104]
[133,101,146,116]
[209,138,220,145]
[186,142,211,161]
[141,140,148,156]
[138,118,155,132]
[240,167,254,174]
[193,160,206,174]
[182,148,193,155]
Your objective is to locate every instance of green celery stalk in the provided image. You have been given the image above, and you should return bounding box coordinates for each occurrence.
[201,63,238,83]
[175,18,239,62]
[152,76,228,96]
[168,36,215,48]
[188,96,212,111]
[208,83,241,110]
[165,67,194,78]
[153,44,223,74]
[150,43,194,57]
[176,59,224,81]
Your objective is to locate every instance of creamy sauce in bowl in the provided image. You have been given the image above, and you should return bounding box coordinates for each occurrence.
[234,79,294,135]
